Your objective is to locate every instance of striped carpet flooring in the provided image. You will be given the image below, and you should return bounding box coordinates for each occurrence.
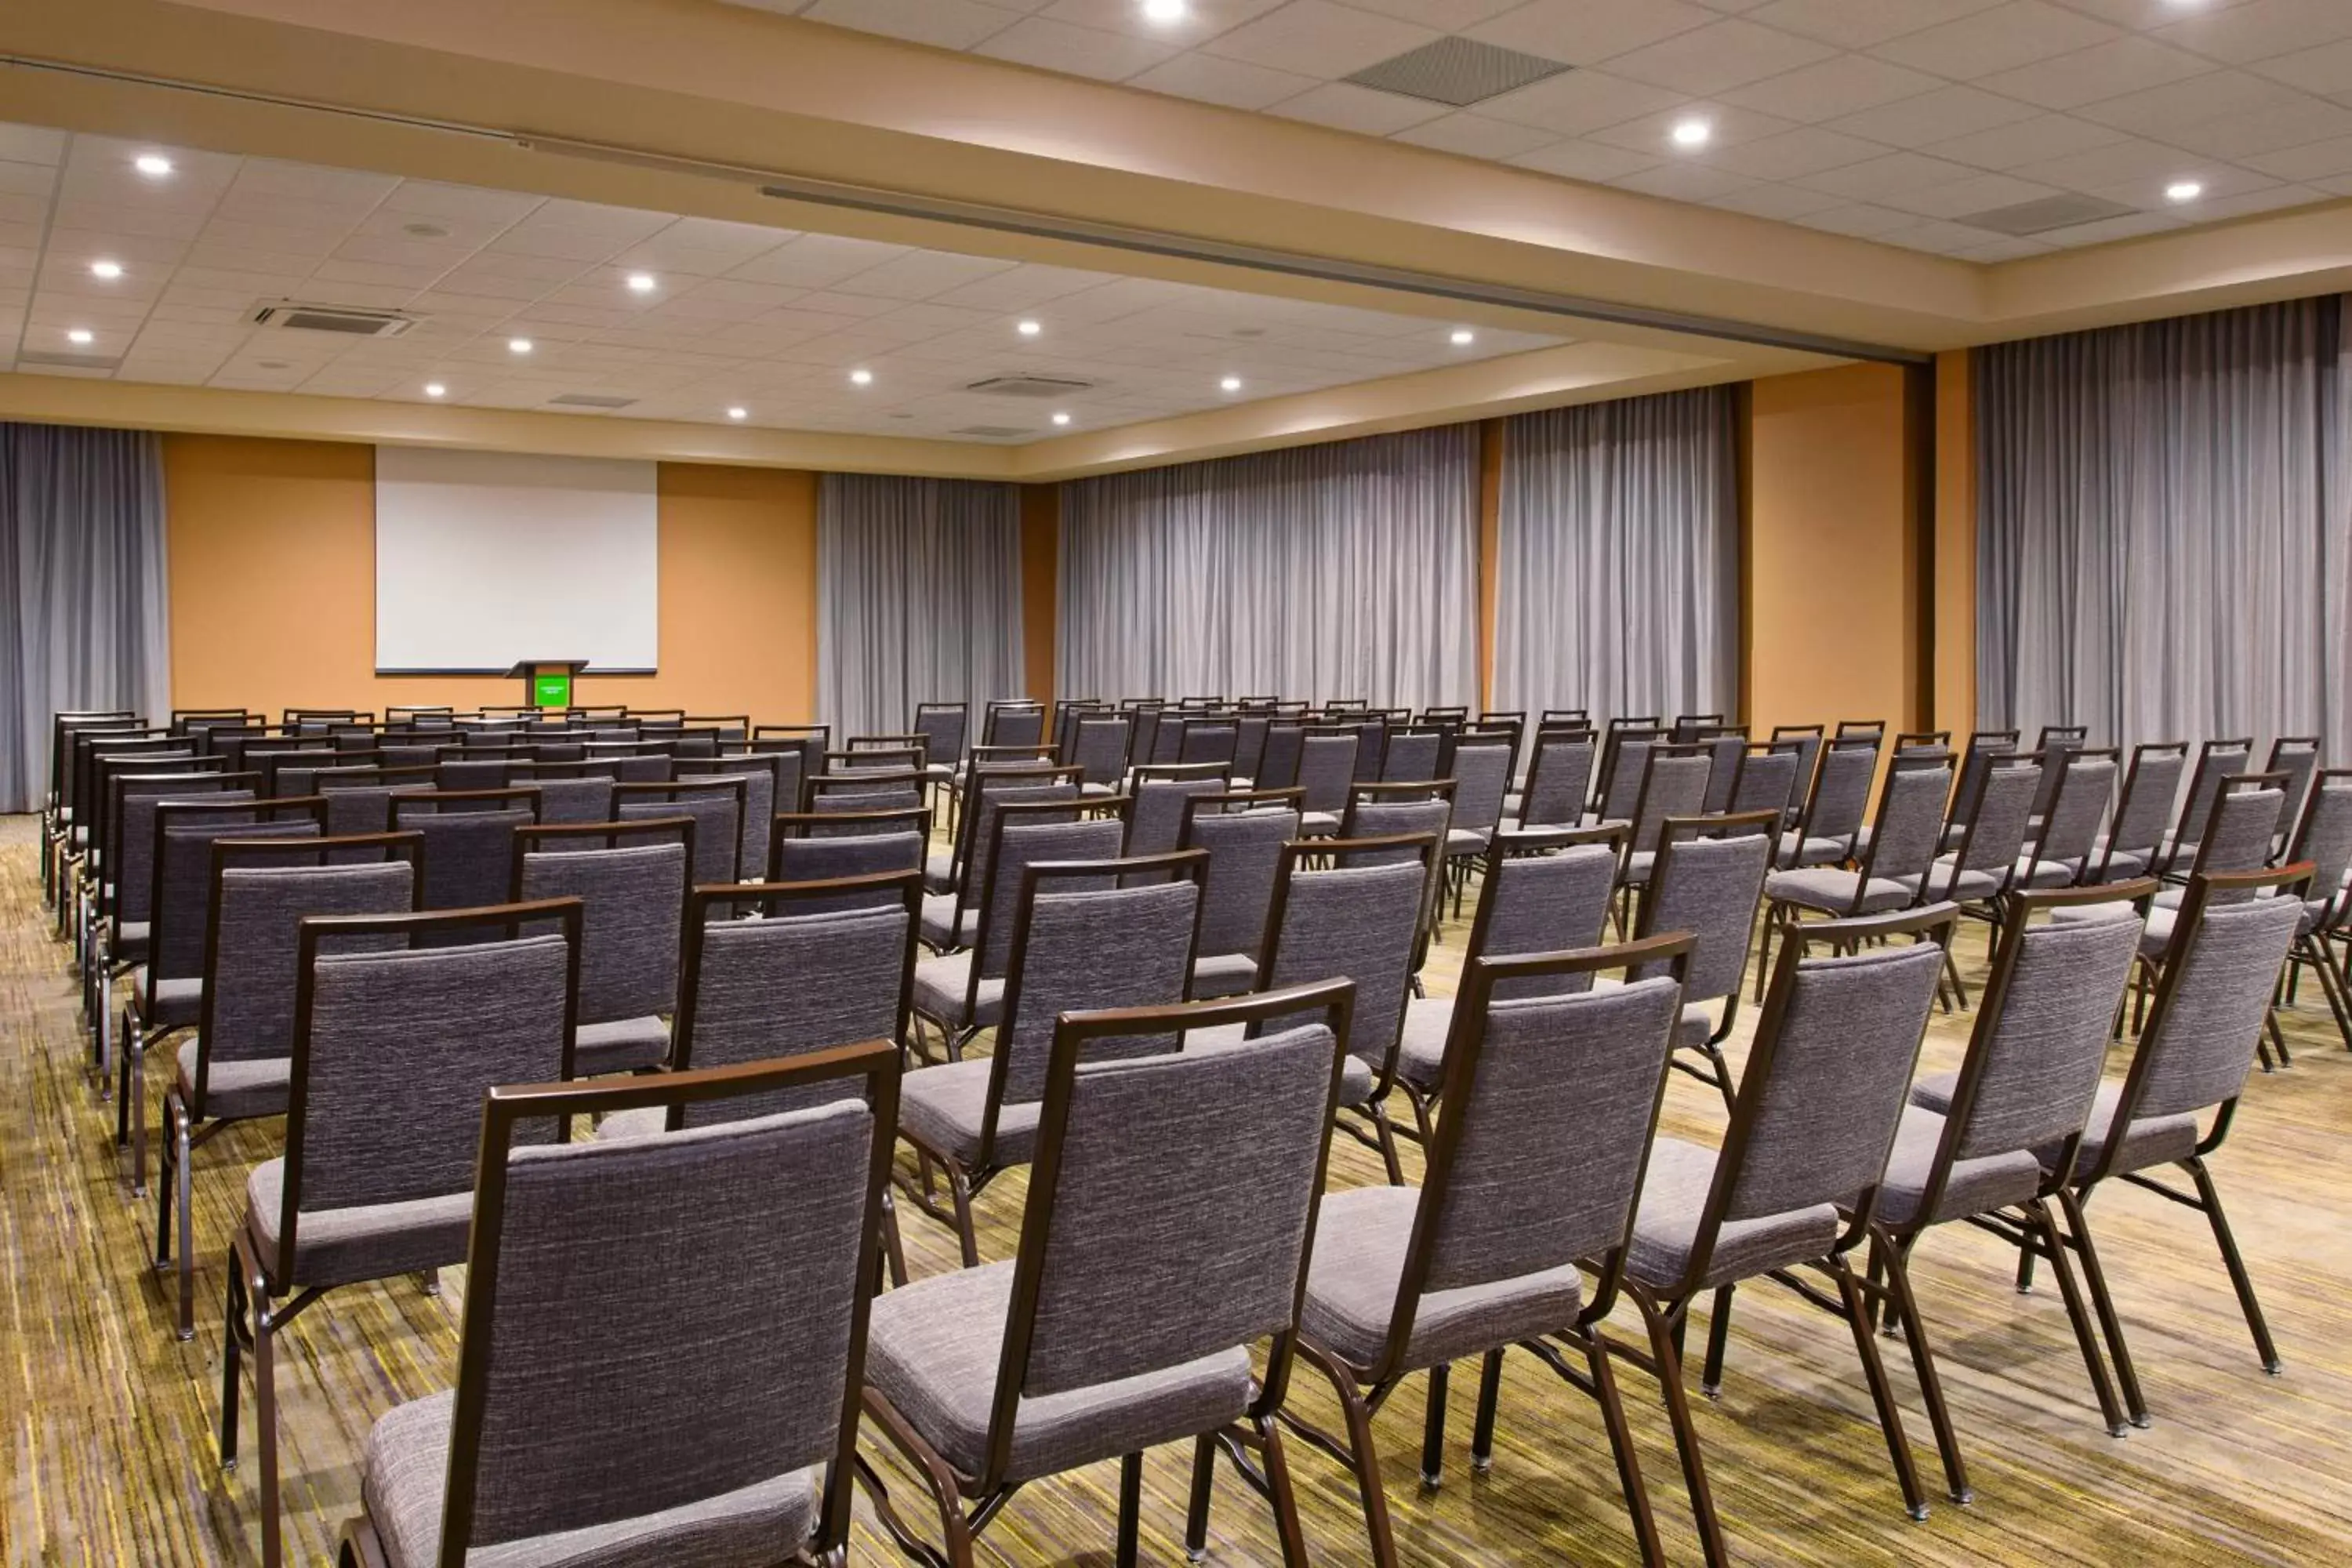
[5,811,2350,1566]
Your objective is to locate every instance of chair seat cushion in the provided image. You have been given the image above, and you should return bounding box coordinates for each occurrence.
[2085,841,2150,880]
[1189,953,1258,998]
[1765,866,1912,915]
[114,919,151,964]
[361,1388,820,1568]
[1627,1138,1838,1294]
[246,1160,473,1290]
[1446,827,1490,856]
[1181,1025,1374,1106]
[925,761,956,781]
[1909,1075,2201,1182]
[1396,996,1454,1089]
[1777,833,1849,869]
[1299,811,1340,837]
[176,1040,289,1122]
[918,893,979,951]
[574,1015,671,1076]
[1895,859,2004,902]
[865,1261,1250,1484]
[1872,1104,2044,1229]
[132,969,203,1030]
[1079,782,1116,797]
[910,952,1004,1032]
[899,1058,1036,1166]
[1301,1185,1584,1373]
[923,851,956,896]
[2019,856,2082,890]
[596,1105,670,1142]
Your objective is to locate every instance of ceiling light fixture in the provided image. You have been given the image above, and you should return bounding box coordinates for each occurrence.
[727,405,748,420]
[2165,180,2204,202]
[850,368,874,387]
[1142,0,1188,23]
[133,153,173,178]
[1671,118,1712,148]
[424,382,447,397]
[1220,375,1243,392]
[67,328,94,346]
[1052,412,1072,426]
[1450,328,1475,346]
[90,260,123,280]
[508,337,533,354]
[1017,319,1043,336]
[626,272,658,293]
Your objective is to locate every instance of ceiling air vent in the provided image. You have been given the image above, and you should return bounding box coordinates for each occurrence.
[953,425,1034,439]
[965,375,1094,398]
[248,301,418,336]
[1956,194,2138,237]
[546,392,638,409]
[18,350,123,372]
[1345,38,1570,107]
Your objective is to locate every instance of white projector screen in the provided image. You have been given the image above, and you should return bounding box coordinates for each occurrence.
[374,446,659,674]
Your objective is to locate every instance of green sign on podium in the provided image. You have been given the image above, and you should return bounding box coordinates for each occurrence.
[506,660,590,711]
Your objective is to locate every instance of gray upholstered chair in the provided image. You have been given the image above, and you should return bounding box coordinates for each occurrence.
[1294,730,1361,833]
[1588,724,1664,831]
[1616,906,1958,1561]
[2016,750,2118,888]
[391,789,543,923]
[1776,735,1880,869]
[1381,726,1443,783]
[1723,741,1804,830]
[771,804,927,877]
[2279,771,2352,1050]
[2086,740,2190,881]
[861,982,1348,1568]
[93,768,252,1076]
[1695,728,1748,814]
[512,771,615,828]
[615,775,745,891]
[899,849,1206,1265]
[1440,736,1514,913]
[1932,867,2307,1430]
[1290,935,1693,1568]
[677,754,782,880]
[1508,730,1596,833]
[2158,737,2254,877]
[1896,756,2042,952]
[1940,730,2020,851]
[1630,814,1778,1108]
[513,819,693,1076]
[981,699,1047,751]
[1254,719,1307,792]
[921,785,1098,956]
[915,699,970,796]
[154,832,422,1338]
[336,1040,898,1568]
[222,899,584,1568]
[1617,742,1716,893]
[2264,735,2322,855]
[1127,764,1234,858]
[1181,789,1305,999]
[1069,713,1133,793]
[1392,826,1624,1142]
[923,761,1078,901]
[1759,755,1955,995]
[1876,882,2153,1473]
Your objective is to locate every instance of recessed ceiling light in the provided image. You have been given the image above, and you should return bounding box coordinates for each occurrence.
[1671,118,1712,149]
[1017,319,1043,337]
[133,153,173,178]
[1450,328,1475,346]
[424,383,447,397]
[1052,412,1072,426]
[508,337,533,354]
[2165,180,2204,203]
[90,260,123,280]
[67,329,94,346]
[850,368,874,387]
[1219,376,1243,393]
[626,272,658,294]
[1141,0,1188,22]
[727,405,748,420]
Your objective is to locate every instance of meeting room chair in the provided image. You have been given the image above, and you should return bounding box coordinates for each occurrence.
[677,753,782,880]
[1616,742,1715,895]
[2087,741,2191,881]
[615,775,745,891]
[1181,788,1305,999]
[2278,771,2352,1050]
[2016,750,2120,889]
[1506,727,1596,835]
[512,818,693,1075]
[1759,754,1955,995]
[390,788,543,924]
[1127,762,1234,858]
[1294,730,1362,833]
[921,772,1090,953]
[2159,738,2255,877]
[1440,734,1514,913]
[1635,814,1778,1108]
[1776,733,1880,869]
[2265,735,2323,854]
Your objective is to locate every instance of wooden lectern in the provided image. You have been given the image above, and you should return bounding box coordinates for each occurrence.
[505,659,590,710]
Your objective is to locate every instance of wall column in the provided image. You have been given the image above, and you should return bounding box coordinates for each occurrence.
[1018,483,1059,709]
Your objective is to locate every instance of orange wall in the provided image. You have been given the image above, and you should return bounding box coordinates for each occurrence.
[1018,484,1058,709]
[1932,350,1975,738]
[1744,362,1926,744]
[162,434,819,721]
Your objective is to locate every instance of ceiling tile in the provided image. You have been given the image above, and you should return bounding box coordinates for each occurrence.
[1391,111,1564,158]
[1266,81,1451,134]
[1200,1,1444,76]
[377,182,543,224]
[1875,169,2067,217]
[1869,1,2122,79]
[2026,208,2186,245]
[1722,53,1944,120]
[799,0,1026,49]
[1584,103,1799,154]
[826,249,1022,300]
[2161,95,2352,158]
[1700,181,1853,216]
[2071,68,2305,135]
[1796,201,1933,236]
[1704,124,1889,178]
[1976,36,2214,111]
[1607,162,1761,201]
[2183,181,2332,217]
[1504,140,1664,180]
[0,125,66,165]
[727,233,913,287]
[1918,111,2131,169]
[2155,0,2352,66]
[1602,18,1842,95]
[1474,68,1684,135]
[1125,50,1319,107]
[1461,0,1719,66]
[975,16,1184,78]
[1033,0,1289,44]
[2005,134,2205,188]
[2247,37,2352,96]
[1792,148,1982,198]
[1824,83,2042,146]
[1340,0,1529,26]
[2240,131,2352,180]
[1744,0,2006,49]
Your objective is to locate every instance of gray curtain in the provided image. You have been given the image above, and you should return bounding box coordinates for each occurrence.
[1493,388,1738,721]
[1057,426,1478,707]
[817,474,1025,741]
[2,422,171,813]
[1977,296,2351,764]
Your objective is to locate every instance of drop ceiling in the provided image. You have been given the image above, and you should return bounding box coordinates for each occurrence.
[734,0,2352,260]
[0,122,1564,441]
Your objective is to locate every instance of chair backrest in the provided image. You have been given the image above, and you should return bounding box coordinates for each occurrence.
[1624,742,1713,855]
[2170,738,2254,864]
[677,757,780,880]
[1344,717,1388,782]
[913,701,968,767]
[1519,732,1596,828]
[1593,728,1664,824]
[1381,728,1443,783]
[1255,721,1307,790]
[1769,724,1826,820]
[1944,757,2042,884]
[2267,736,2323,847]
[437,757,510,793]
[1128,771,1233,859]
[1633,815,1776,1009]
[1853,755,1954,885]
[1181,793,1304,961]
[275,902,583,1282]
[1795,736,1880,849]
[391,790,542,916]
[1946,730,2021,831]
[975,806,1128,977]
[1726,743,1802,827]
[2027,729,2085,818]
[434,1043,895,1566]
[1929,887,2151,1194]
[666,877,919,1127]
[2098,869,2309,1162]
[1394,939,1689,1365]
[112,771,250,923]
[193,836,423,1109]
[771,808,930,898]
[1069,714,1133,786]
[615,777,744,888]
[2182,777,2286,891]
[1294,731,1360,813]
[1449,737,1514,835]
[524,774,616,826]
[1259,837,1436,1077]
[2286,771,2352,924]
[1676,909,1953,1290]
[806,768,924,817]
[2095,741,2189,877]
[985,982,1350,1488]
[515,827,690,1027]
[984,701,1047,750]
[1698,730,1748,813]
[2025,750,2117,873]
[949,764,1080,885]
[151,800,328,982]
[1177,719,1240,768]
[1461,832,1621,1000]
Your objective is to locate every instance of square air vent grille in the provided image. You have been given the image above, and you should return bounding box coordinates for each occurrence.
[966,375,1094,397]
[1344,38,1570,107]
[249,301,417,336]
[546,393,637,409]
[1957,194,2138,236]
[953,425,1034,439]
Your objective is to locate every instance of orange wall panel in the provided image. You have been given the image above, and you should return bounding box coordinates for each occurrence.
[1019,484,1058,709]
[162,434,819,720]
[1933,350,1976,738]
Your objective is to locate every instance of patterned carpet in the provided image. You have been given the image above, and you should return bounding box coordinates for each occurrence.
[4,810,2349,1566]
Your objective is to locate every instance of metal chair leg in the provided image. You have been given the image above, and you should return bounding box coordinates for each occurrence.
[2057,1185,2149,1427]
[1420,1361,1449,1488]
[1628,1287,1729,1568]
[1831,1260,1929,1523]
[1470,1347,1504,1473]
[2185,1156,2281,1375]
[1876,1232,1969,1504]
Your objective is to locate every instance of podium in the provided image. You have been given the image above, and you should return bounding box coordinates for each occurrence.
[505,659,590,710]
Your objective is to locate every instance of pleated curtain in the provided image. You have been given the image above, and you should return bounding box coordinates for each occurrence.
[1976,296,2352,764]
[2,421,172,813]
[816,474,1025,741]
[1491,388,1738,721]
[1055,425,1478,709]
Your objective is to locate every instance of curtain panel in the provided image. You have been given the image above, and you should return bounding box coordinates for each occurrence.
[1492,387,1739,722]
[816,474,1025,741]
[1976,296,2351,764]
[1055,425,1479,709]
[2,422,171,813]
